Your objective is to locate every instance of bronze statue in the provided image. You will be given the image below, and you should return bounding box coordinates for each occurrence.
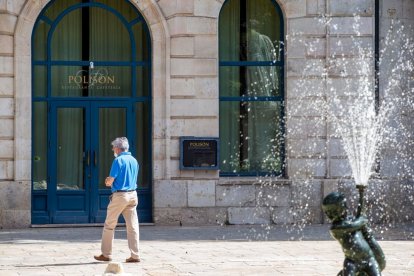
[322,185,386,276]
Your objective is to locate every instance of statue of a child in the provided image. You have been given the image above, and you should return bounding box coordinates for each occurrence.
[322,191,386,276]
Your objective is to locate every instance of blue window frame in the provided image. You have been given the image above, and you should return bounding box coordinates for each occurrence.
[219,0,285,176]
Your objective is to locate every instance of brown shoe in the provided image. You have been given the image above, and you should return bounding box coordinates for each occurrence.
[126,256,141,263]
[94,254,112,262]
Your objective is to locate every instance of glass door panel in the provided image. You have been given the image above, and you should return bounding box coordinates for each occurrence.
[33,102,48,190]
[56,107,85,190]
[97,107,127,189]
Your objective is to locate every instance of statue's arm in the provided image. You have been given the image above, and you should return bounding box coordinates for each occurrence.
[332,217,368,232]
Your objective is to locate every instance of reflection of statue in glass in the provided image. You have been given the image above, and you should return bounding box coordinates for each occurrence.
[245,20,281,172]
[322,191,386,276]
[246,20,278,97]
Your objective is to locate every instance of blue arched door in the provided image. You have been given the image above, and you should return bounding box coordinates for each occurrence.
[31,0,152,224]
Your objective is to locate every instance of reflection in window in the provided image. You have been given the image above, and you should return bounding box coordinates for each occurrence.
[219,0,284,176]
[57,108,84,190]
[33,102,48,190]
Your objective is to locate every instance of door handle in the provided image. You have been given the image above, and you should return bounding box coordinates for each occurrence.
[86,150,90,166]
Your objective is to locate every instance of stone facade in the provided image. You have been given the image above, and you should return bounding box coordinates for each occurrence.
[0,0,413,228]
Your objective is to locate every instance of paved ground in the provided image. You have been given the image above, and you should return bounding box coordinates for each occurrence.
[0,224,413,275]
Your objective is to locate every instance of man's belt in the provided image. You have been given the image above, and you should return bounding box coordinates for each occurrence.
[113,189,136,193]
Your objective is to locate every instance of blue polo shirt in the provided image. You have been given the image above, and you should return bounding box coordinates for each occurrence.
[109,152,139,193]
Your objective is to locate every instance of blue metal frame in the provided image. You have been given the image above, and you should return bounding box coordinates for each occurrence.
[31,0,153,224]
[218,0,285,177]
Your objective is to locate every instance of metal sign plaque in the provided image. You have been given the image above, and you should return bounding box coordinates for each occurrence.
[180,137,219,170]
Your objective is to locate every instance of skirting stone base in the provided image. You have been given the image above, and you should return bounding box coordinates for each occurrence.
[0,181,31,229]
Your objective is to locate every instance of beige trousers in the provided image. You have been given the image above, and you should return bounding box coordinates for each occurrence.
[101,191,140,259]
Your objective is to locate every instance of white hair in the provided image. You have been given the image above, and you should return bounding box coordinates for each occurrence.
[111,137,129,151]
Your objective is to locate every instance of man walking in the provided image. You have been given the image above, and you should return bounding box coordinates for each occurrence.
[94,137,140,263]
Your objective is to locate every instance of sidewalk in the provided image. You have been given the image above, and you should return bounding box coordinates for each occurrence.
[0,224,413,275]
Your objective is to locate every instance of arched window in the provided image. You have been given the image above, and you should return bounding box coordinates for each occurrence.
[31,0,152,224]
[219,0,284,176]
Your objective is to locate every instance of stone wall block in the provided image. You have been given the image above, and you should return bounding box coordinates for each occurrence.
[0,56,13,75]
[171,36,195,56]
[188,180,216,207]
[0,139,13,158]
[0,34,13,54]
[168,17,217,36]
[0,181,30,211]
[154,180,187,208]
[286,117,326,138]
[228,207,271,225]
[287,38,306,58]
[1,0,26,15]
[0,118,13,137]
[329,0,373,16]
[381,0,403,18]
[290,206,323,224]
[402,0,414,19]
[194,0,222,18]
[329,17,373,35]
[287,138,326,158]
[170,78,195,97]
[288,17,326,35]
[169,159,195,179]
[291,180,322,207]
[171,58,217,76]
[287,58,325,77]
[216,185,255,207]
[1,210,31,229]
[194,77,218,98]
[285,0,306,18]
[153,118,166,139]
[0,13,17,34]
[306,0,326,15]
[287,159,326,178]
[271,207,293,224]
[170,98,218,117]
[256,184,291,207]
[170,118,218,137]
[0,98,14,117]
[170,138,180,158]
[305,37,326,57]
[322,180,339,197]
[286,98,326,117]
[327,57,374,77]
[328,138,346,157]
[153,138,166,161]
[194,35,217,58]
[154,207,227,226]
[329,159,352,178]
[327,78,361,97]
[158,0,194,18]
[152,160,164,180]
[0,77,13,96]
[286,78,325,98]
[329,37,373,57]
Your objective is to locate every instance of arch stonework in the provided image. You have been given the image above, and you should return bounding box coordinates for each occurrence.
[14,0,170,180]
[12,0,169,227]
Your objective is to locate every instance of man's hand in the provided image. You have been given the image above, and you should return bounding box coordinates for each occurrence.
[105,177,114,187]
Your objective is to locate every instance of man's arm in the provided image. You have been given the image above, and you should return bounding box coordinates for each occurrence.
[105,177,114,187]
